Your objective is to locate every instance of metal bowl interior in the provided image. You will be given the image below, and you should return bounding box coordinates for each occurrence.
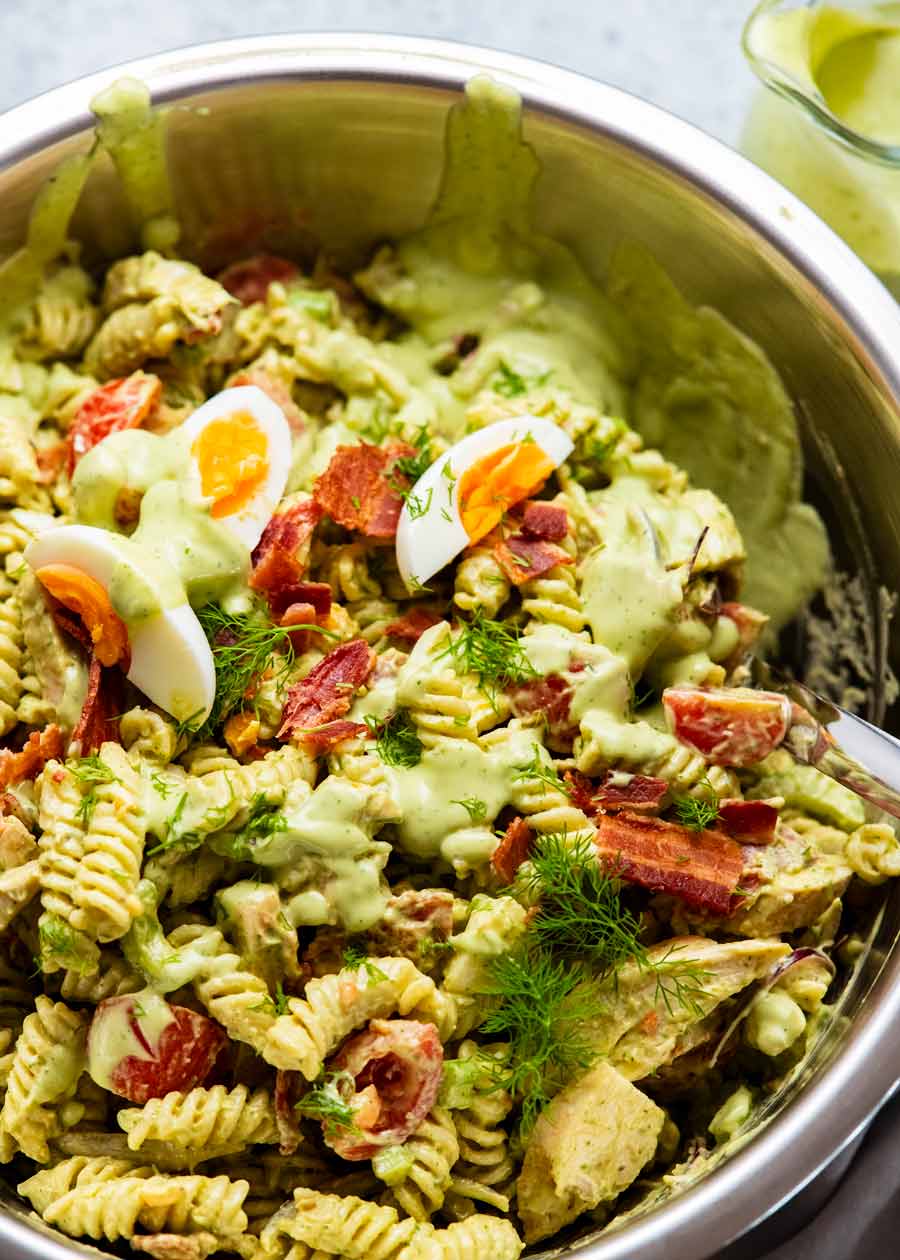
[1,33,899,1260]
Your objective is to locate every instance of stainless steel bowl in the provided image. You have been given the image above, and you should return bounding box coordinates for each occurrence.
[2,33,900,1260]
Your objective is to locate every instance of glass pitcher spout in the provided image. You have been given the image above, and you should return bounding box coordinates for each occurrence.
[742,2,900,290]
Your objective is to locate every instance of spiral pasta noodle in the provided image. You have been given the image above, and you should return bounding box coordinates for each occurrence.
[383,1107,459,1222]
[0,996,87,1162]
[119,1084,279,1152]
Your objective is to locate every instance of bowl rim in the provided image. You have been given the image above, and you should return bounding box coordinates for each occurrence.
[2,32,900,1260]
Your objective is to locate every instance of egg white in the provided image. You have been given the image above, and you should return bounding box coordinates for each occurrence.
[395,415,573,587]
[25,524,216,725]
[179,384,292,550]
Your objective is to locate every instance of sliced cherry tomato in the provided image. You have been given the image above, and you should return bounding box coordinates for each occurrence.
[323,1018,443,1159]
[662,685,790,767]
[87,995,226,1103]
[67,372,161,476]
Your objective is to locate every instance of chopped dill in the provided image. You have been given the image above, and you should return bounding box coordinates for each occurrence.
[671,778,720,831]
[364,710,423,768]
[405,574,433,596]
[481,946,601,1135]
[492,362,551,399]
[343,942,388,984]
[195,601,337,740]
[451,797,487,824]
[173,709,205,739]
[391,425,434,484]
[350,494,361,510]
[651,946,712,1020]
[69,754,117,827]
[253,981,290,1017]
[516,833,645,972]
[405,487,433,520]
[150,771,173,799]
[218,792,289,861]
[513,749,572,798]
[435,610,537,702]
[295,1069,359,1137]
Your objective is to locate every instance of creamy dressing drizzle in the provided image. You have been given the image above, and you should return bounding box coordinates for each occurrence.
[87,989,175,1091]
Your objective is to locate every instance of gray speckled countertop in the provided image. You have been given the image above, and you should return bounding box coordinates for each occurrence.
[0,0,756,144]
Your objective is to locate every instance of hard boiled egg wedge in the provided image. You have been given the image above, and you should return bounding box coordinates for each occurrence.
[395,416,573,588]
[25,524,216,725]
[179,384,292,550]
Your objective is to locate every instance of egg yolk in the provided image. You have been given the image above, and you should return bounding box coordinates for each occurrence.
[35,564,130,667]
[457,442,555,543]
[192,412,269,519]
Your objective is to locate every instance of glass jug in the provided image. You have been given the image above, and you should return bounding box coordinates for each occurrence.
[742,1,900,296]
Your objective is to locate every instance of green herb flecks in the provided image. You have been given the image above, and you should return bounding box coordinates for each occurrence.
[69,754,118,827]
[517,833,645,972]
[150,771,173,799]
[216,792,289,861]
[436,610,537,702]
[513,750,572,798]
[295,1070,359,1138]
[253,981,290,1017]
[480,946,601,1135]
[405,487,433,521]
[391,425,434,485]
[365,710,423,768]
[343,942,388,984]
[451,797,487,824]
[671,778,720,832]
[195,602,338,740]
[492,361,551,399]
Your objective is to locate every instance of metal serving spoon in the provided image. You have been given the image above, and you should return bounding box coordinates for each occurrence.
[750,658,900,821]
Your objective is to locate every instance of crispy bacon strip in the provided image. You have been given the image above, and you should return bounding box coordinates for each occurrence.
[267,580,333,623]
[67,371,161,476]
[299,720,370,753]
[250,500,323,600]
[717,799,779,845]
[566,770,669,816]
[0,725,65,789]
[278,639,375,740]
[492,816,535,883]
[385,606,442,646]
[663,685,791,766]
[508,672,578,747]
[228,367,306,435]
[594,811,744,916]
[217,254,300,305]
[493,534,573,586]
[520,501,569,541]
[313,442,415,538]
[72,657,124,756]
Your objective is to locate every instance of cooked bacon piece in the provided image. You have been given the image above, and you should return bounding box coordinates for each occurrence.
[72,656,124,755]
[67,371,161,476]
[217,254,300,305]
[508,674,577,746]
[663,686,790,767]
[493,535,573,586]
[520,501,569,542]
[594,811,744,916]
[278,639,375,740]
[492,816,535,883]
[367,889,454,961]
[719,602,769,671]
[313,441,415,538]
[299,719,369,753]
[88,996,227,1104]
[228,367,306,435]
[274,1069,304,1155]
[250,499,323,599]
[385,606,442,646]
[717,799,779,845]
[326,1019,444,1159]
[0,725,65,789]
[565,770,668,816]
[267,580,333,623]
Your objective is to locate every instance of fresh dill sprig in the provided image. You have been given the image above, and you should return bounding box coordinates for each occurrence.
[671,777,720,831]
[150,771,173,799]
[364,710,423,768]
[253,981,290,1017]
[517,833,646,972]
[391,425,434,484]
[451,797,487,824]
[295,1069,359,1137]
[405,487,433,520]
[217,791,289,861]
[195,602,337,739]
[435,610,537,702]
[343,941,388,984]
[513,750,572,798]
[481,946,602,1135]
[69,754,117,827]
[652,949,712,1020]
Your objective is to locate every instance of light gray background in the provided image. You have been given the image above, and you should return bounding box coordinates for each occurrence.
[0,0,757,145]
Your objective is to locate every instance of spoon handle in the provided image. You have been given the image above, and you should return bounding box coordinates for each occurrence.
[785,707,900,821]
